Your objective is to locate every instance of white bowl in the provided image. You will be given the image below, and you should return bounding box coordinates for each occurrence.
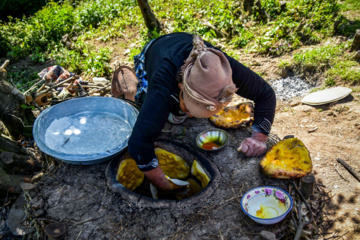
[241,186,293,225]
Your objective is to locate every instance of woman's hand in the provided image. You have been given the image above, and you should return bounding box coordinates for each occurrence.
[238,132,268,157]
[143,166,172,191]
[143,166,188,192]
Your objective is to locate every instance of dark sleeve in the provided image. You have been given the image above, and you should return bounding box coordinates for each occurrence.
[227,56,276,135]
[127,88,173,171]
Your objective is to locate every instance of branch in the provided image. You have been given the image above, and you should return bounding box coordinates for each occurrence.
[337,158,360,182]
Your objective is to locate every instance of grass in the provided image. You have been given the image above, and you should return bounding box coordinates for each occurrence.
[340,0,360,12]
[327,61,360,84]
[287,41,360,85]
[0,0,359,88]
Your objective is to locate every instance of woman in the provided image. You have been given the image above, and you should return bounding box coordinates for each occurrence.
[127,32,276,192]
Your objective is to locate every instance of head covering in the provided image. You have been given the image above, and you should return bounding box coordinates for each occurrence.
[181,35,238,118]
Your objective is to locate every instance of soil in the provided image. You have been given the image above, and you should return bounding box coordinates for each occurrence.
[3,30,360,240]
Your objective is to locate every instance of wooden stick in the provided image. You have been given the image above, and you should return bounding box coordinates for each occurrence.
[0,60,10,70]
[37,75,77,95]
[301,174,315,199]
[23,79,44,95]
[337,158,360,182]
[334,165,349,182]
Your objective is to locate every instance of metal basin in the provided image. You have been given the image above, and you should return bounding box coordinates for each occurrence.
[33,97,138,165]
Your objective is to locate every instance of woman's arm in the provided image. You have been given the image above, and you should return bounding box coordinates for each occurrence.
[226,56,276,156]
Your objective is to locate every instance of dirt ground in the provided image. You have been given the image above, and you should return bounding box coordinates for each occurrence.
[21,92,359,240]
[272,95,360,239]
[3,32,360,240]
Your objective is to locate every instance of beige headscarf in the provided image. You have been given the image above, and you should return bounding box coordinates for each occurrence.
[180,35,238,117]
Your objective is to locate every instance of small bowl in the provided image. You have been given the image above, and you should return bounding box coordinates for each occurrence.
[240,186,293,225]
[195,128,229,152]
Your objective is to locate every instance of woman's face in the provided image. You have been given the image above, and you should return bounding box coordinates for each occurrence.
[178,83,222,119]
[179,89,193,118]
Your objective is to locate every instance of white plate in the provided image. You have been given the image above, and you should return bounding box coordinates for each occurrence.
[301,87,352,105]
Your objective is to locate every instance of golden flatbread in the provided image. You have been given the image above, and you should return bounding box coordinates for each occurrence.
[191,159,210,188]
[260,138,312,179]
[155,148,190,179]
[116,158,144,191]
[209,102,254,129]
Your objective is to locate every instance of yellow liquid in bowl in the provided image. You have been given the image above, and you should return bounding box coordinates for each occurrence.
[256,204,280,218]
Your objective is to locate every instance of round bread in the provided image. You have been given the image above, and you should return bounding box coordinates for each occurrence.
[260,138,312,179]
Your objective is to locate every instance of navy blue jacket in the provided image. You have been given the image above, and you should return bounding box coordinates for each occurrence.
[128,33,276,171]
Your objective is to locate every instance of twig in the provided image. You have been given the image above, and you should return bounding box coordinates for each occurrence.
[32,100,43,112]
[23,79,45,95]
[292,180,314,227]
[75,227,83,240]
[0,60,10,70]
[38,75,78,95]
[71,216,104,225]
[337,158,360,182]
[294,199,304,240]
[76,83,90,96]
[323,231,349,240]
[334,165,349,182]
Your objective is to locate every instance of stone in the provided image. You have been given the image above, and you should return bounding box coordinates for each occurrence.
[6,194,31,236]
[30,197,44,210]
[289,98,301,107]
[33,209,45,218]
[260,230,277,240]
[20,182,38,198]
[293,105,315,112]
[351,29,360,51]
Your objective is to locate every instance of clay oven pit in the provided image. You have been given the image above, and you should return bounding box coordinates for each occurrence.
[106,139,220,210]
[22,118,318,240]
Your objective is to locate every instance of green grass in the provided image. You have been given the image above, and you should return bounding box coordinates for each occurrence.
[293,44,347,71]
[340,0,360,12]
[327,60,360,84]
[0,0,359,87]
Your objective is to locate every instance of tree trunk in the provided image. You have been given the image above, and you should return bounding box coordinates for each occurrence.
[0,61,27,139]
[243,0,268,22]
[0,60,43,197]
[137,0,162,33]
[243,0,255,14]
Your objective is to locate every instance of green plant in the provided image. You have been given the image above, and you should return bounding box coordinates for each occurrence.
[327,60,360,84]
[293,44,346,71]
[8,70,39,91]
[278,60,292,69]
[325,77,336,87]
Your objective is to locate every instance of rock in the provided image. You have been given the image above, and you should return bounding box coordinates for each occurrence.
[45,222,67,240]
[293,105,315,112]
[260,230,277,240]
[289,98,301,107]
[20,182,38,198]
[327,111,338,117]
[92,77,109,85]
[271,77,311,100]
[6,194,31,236]
[33,209,45,218]
[30,197,44,210]
[351,29,360,51]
